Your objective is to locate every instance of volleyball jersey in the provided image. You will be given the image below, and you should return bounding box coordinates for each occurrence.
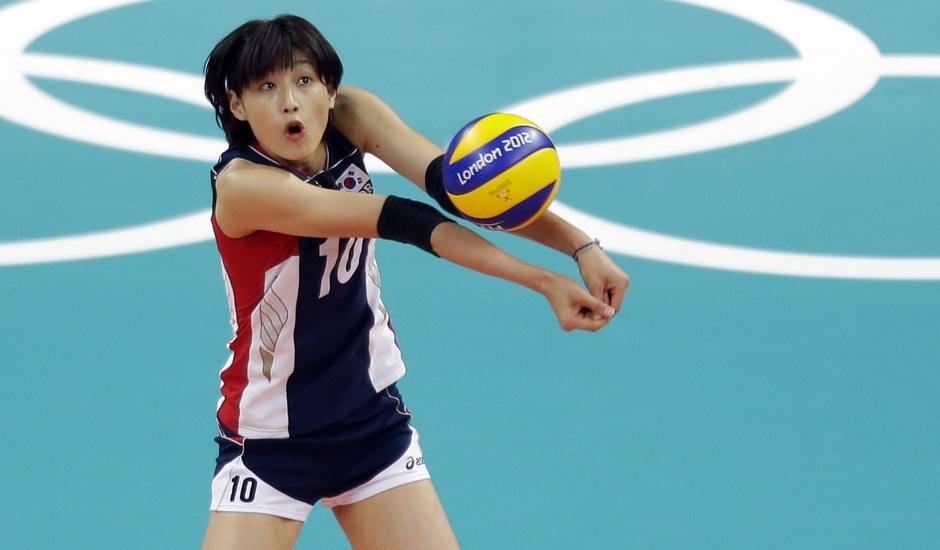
[209,128,405,438]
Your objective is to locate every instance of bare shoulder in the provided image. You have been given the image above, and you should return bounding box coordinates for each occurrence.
[216,158,276,192]
[334,86,389,152]
[214,159,287,237]
[335,86,381,116]
[335,86,442,186]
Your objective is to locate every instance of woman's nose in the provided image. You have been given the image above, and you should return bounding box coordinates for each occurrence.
[282,89,299,113]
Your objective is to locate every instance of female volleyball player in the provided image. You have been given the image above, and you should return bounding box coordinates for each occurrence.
[201,15,629,550]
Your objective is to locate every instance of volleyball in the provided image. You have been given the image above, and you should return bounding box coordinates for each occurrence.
[442,113,561,231]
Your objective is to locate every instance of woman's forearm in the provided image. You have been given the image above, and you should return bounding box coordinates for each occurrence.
[512,211,591,257]
[429,222,554,294]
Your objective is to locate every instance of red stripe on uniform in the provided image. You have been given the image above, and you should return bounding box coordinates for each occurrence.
[213,216,298,434]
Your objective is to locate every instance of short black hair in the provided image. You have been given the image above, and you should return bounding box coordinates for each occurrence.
[204,15,344,146]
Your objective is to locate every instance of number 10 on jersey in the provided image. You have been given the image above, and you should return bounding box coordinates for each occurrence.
[318,237,364,298]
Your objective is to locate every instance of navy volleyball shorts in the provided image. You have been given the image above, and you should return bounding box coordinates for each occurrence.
[209,384,430,521]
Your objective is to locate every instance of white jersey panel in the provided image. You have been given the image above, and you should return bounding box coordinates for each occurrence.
[364,240,406,391]
[237,256,300,438]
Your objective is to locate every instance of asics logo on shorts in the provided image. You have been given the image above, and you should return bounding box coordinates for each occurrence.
[405,456,424,470]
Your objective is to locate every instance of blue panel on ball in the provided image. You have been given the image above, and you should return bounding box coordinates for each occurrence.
[443,126,555,195]
[446,113,490,152]
[460,181,557,231]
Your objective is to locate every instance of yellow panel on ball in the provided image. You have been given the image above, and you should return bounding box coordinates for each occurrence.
[448,148,560,219]
[443,113,561,231]
[447,113,548,163]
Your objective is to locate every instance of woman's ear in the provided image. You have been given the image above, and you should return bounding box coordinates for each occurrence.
[329,90,336,109]
[228,90,247,121]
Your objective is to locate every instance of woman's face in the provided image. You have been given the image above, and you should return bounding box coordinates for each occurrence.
[229,55,335,170]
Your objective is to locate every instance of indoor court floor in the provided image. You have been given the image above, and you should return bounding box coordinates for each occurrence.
[1,0,937,548]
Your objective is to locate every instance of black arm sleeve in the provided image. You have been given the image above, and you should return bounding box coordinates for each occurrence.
[377,196,454,257]
[424,154,463,218]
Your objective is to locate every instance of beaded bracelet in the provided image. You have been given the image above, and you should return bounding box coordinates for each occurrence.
[572,238,602,263]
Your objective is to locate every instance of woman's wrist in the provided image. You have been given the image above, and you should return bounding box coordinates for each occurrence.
[526,267,559,294]
[572,238,602,263]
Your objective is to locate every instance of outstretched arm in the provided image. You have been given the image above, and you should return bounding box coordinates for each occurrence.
[214,161,613,332]
[333,86,630,313]
[333,87,442,190]
[428,222,615,332]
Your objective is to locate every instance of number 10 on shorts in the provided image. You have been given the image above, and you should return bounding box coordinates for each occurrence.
[229,475,257,503]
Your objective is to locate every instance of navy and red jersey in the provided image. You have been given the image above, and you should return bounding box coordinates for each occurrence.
[209,127,405,438]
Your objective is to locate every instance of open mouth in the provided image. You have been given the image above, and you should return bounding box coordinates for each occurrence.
[284,121,306,141]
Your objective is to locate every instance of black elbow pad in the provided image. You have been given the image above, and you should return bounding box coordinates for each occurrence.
[425,155,463,218]
[377,196,453,256]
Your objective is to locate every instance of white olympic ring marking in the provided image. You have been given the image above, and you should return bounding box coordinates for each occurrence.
[0,0,938,279]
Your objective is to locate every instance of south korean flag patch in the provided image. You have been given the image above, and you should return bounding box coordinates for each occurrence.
[338,164,373,194]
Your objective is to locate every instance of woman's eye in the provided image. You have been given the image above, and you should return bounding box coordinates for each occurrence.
[260,82,274,91]
[298,76,311,85]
